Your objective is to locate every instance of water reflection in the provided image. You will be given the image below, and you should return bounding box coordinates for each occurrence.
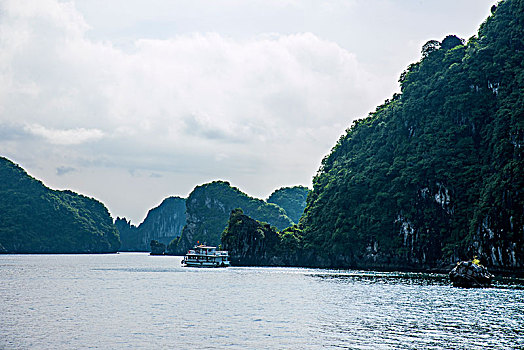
[310,271,449,286]
[309,270,524,289]
[1,254,523,349]
[307,270,524,349]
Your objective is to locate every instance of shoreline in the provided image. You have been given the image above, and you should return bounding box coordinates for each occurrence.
[2,251,523,278]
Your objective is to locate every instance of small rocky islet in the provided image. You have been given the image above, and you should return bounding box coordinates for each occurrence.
[449,258,494,288]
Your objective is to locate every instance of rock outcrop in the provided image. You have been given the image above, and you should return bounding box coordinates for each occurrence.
[149,240,166,255]
[449,260,494,287]
[115,217,140,251]
[221,209,281,265]
[139,197,186,247]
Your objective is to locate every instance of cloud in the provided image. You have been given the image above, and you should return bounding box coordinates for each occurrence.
[24,124,104,145]
[182,114,238,142]
[0,0,392,223]
[56,166,76,176]
[0,123,31,140]
[1,0,382,169]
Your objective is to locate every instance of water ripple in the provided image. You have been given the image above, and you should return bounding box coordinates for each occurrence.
[0,253,523,349]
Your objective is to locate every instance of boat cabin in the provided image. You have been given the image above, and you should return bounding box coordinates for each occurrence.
[182,245,230,267]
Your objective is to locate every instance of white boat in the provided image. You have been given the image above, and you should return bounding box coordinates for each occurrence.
[181,244,230,267]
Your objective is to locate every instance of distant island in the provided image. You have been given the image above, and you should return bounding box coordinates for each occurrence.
[167,180,297,255]
[113,181,309,254]
[115,196,186,251]
[0,156,309,256]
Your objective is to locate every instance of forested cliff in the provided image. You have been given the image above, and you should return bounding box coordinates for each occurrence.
[222,209,306,266]
[168,181,293,254]
[299,0,523,271]
[114,217,140,251]
[223,0,523,272]
[116,182,308,253]
[267,186,310,224]
[0,157,120,253]
[222,209,282,265]
[138,197,186,247]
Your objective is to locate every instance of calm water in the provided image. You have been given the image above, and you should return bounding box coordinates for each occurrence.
[1,253,523,349]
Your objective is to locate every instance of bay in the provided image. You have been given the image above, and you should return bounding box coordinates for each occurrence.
[1,253,523,349]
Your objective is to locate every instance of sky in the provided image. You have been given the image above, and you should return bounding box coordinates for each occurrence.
[0,0,498,224]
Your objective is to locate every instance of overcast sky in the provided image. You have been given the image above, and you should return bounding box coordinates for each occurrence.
[0,0,497,224]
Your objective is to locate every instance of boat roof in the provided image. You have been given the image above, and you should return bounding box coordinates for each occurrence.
[194,244,216,249]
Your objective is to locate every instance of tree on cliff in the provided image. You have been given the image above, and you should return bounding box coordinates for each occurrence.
[267,186,310,224]
[298,0,523,271]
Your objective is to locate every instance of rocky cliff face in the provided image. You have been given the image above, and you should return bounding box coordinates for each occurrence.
[170,181,293,254]
[139,197,186,247]
[117,197,186,251]
[114,217,140,251]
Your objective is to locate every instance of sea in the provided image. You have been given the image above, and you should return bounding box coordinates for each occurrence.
[1,253,523,349]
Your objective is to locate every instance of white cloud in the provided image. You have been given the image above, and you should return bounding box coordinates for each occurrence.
[0,0,380,156]
[24,124,104,145]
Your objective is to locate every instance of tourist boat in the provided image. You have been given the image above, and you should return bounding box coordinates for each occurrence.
[181,244,230,267]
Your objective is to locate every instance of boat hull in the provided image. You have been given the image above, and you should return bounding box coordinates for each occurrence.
[182,260,230,268]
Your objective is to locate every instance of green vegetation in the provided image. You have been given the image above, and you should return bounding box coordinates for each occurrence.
[222,0,523,271]
[221,208,281,265]
[221,209,308,266]
[267,186,310,223]
[168,180,293,254]
[2,0,521,272]
[0,157,120,253]
[299,0,523,269]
